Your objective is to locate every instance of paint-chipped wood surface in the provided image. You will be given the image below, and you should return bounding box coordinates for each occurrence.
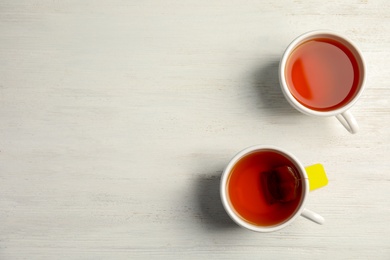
[0,1,389,259]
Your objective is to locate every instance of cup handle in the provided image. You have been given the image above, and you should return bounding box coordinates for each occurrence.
[336,110,359,134]
[301,164,327,225]
[301,208,325,224]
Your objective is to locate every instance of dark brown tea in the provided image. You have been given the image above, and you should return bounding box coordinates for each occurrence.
[285,38,360,111]
[227,150,303,226]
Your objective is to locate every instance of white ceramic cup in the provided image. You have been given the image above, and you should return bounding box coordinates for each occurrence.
[220,145,327,232]
[279,30,366,134]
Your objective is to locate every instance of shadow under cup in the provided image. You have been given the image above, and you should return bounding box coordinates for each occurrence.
[220,147,309,232]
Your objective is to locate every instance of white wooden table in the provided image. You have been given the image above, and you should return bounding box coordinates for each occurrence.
[1,1,389,259]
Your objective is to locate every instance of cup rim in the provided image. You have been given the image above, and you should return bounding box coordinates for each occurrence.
[220,145,310,232]
[279,30,366,117]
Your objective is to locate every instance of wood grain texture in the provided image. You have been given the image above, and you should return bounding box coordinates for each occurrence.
[0,0,389,259]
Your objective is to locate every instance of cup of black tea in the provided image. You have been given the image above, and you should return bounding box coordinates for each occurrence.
[220,145,328,232]
[279,30,366,134]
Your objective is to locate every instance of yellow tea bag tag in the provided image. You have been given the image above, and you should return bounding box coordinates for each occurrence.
[305,164,328,191]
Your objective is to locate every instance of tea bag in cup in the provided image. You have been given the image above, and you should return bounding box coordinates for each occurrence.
[261,166,301,204]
